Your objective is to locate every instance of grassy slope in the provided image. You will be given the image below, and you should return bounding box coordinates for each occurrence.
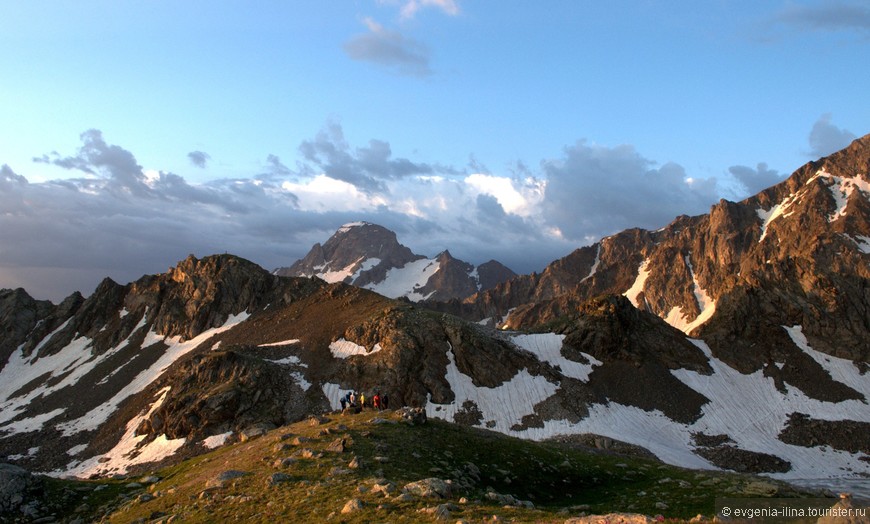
[74,410,823,523]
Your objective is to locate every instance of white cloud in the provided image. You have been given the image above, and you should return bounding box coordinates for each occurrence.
[281,174,387,211]
[464,173,544,217]
[397,0,460,19]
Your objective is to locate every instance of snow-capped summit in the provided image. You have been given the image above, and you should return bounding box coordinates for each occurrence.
[274,223,515,301]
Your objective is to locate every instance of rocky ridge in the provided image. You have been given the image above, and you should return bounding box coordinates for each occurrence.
[433,134,870,378]
[0,137,869,490]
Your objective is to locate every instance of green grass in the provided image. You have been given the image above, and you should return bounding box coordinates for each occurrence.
[38,410,827,523]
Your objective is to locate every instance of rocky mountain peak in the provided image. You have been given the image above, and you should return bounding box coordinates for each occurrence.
[275,223,515,301]
[437,136,870,369]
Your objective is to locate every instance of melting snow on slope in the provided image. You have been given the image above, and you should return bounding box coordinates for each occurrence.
[783,325,869,397]
[0,310,156,422]
[364,257,440,301]
[851,235,870,254]
[424,324,870,480]
[321,382,343,411]
[663,256,716,334]
[756,195,800,242]
[623,259,650,308]
[54,312,250,436]
[202,431,233,449]
[511,333,600,381]
[807,169,870,222]
[493,334,870,479]
[580,245,601,282]
[426,345,557,431]
[58,387,186,478]
[329,339,382,359]
[670,337,870,480]
[258,339,301,347]
[317,257,364,283]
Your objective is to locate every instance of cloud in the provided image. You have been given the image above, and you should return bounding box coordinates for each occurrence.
[728,163,785,196]
[3,127,730,303]
[187,150,211,168]
[775,1,870,35]
[808,114,857,157]
[540,141,720,242]
[343,17,432,77]
[394,0,460,19]
[33,129,150,196]
[298,121,441,192]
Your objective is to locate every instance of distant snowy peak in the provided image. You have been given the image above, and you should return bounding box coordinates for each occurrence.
[275,223,515,302]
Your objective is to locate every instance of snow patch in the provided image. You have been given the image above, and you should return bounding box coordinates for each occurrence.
[511,333,600,381]
[810,170,870,222]
[426,345,558,431]
[0,408,66,434]
[670,338,870,480]
[321,382,343,411]
[258,339,301,347]
[0,334,100,426]
[580,244,601,282]
[290,371,312,391]
[783,325,870,398]
[351,257,381,281]
[662,256,716,334]
[267,355,302,365]
[847,235,870,254]
[66,444,88,456]
[756,187,806,242]
[329,339,382,359]
[623,259,650,308]
[58,387,186,478]
[317,257,364,283]
[7,447,40,461]
[364,257,440,301]
[337,221,367,233]
[55,311,250,436]
[202,431,233,449]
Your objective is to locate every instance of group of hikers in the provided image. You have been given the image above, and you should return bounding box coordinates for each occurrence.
[339,390,389,412]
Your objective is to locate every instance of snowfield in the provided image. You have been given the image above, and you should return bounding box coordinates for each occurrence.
[4,291,867,484]
[424,327,870,481]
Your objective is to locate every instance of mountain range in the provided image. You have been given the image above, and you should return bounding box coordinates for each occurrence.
[274,221,516,302]
[1,135,869,502]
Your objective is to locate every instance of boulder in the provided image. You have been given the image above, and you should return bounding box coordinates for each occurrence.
[341,498,364,514]
[403,478,452,498]
[0,463,41,515]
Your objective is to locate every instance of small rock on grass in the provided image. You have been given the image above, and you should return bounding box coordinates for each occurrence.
[268,473,292,486]
[341,498,364,514]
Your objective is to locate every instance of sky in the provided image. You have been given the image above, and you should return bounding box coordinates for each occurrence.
[0,1,867,302]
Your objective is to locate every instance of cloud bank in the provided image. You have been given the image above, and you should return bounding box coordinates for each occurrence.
[3,118,849,302]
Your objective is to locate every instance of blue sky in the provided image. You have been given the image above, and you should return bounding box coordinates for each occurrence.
[1,1,867,300]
